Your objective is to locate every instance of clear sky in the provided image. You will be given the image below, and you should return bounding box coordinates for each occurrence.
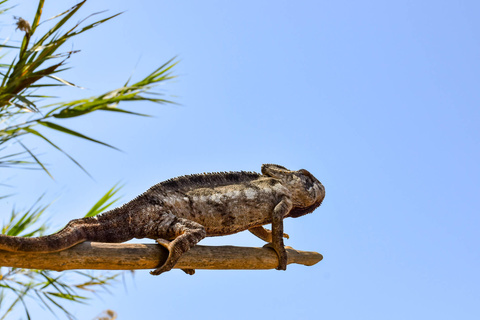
[2,0,480,319]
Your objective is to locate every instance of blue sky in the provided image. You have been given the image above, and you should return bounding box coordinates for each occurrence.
[2,0,480,319]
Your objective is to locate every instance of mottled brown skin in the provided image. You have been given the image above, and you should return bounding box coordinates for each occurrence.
[0,164,325,275]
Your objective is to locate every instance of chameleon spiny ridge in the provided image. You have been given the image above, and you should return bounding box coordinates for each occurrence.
[0,164,325,275]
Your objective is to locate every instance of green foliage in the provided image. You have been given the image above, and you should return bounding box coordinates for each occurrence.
[84,184,122,218]
[0,186,124,319]
[0,0,177,319]
[0,0,177,176]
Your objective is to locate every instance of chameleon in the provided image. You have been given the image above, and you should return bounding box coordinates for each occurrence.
[0,164,325,275]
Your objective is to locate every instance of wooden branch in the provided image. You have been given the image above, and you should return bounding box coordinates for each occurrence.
[0,242,323,272]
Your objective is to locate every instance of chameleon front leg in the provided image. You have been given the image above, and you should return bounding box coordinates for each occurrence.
[248,226,289,242]
[270,196,293,270]
[151,216,206,276]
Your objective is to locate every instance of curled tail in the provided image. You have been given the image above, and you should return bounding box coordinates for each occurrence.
[0,212,131,253]
[0,218,91,253]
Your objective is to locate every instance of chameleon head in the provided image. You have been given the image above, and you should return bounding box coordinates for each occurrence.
[261,164,325,218]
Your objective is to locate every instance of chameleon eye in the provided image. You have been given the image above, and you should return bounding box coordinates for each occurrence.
[299,169,314,180]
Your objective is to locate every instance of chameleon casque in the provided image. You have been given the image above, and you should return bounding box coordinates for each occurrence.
[0,164,325,275]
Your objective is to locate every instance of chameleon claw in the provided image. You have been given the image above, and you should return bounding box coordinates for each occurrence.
[181,269,195,275]
[155,238,171,249]
[263,243,288,271]
[151,239,174,276]
[151,239,198,275]
[269,229,289,240]
[263,243,274,250]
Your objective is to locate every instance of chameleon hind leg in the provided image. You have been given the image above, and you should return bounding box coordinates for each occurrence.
[151,217,206,276]
[248,226,289,242]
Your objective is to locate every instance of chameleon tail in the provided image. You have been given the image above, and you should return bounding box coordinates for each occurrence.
[0,216,108,253]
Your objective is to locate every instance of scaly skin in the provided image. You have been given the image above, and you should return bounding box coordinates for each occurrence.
[0,164,325,275]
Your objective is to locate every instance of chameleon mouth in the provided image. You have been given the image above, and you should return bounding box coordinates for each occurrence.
[288,184,324,218]
[316,182,325,203]
[309,182,325,204]
[287,199,323,218]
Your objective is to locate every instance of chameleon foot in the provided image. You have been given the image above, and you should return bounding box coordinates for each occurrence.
[263,243,288,271]
[181,269,195,275]
[151,239,177,275]
[150,218,206,275]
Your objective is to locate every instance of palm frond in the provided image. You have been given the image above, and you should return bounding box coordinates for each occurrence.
[84,184,123,218]
[0,185,123,319]
[0,1,120,112]
[1,196,50,237]
[0,0,175,318]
